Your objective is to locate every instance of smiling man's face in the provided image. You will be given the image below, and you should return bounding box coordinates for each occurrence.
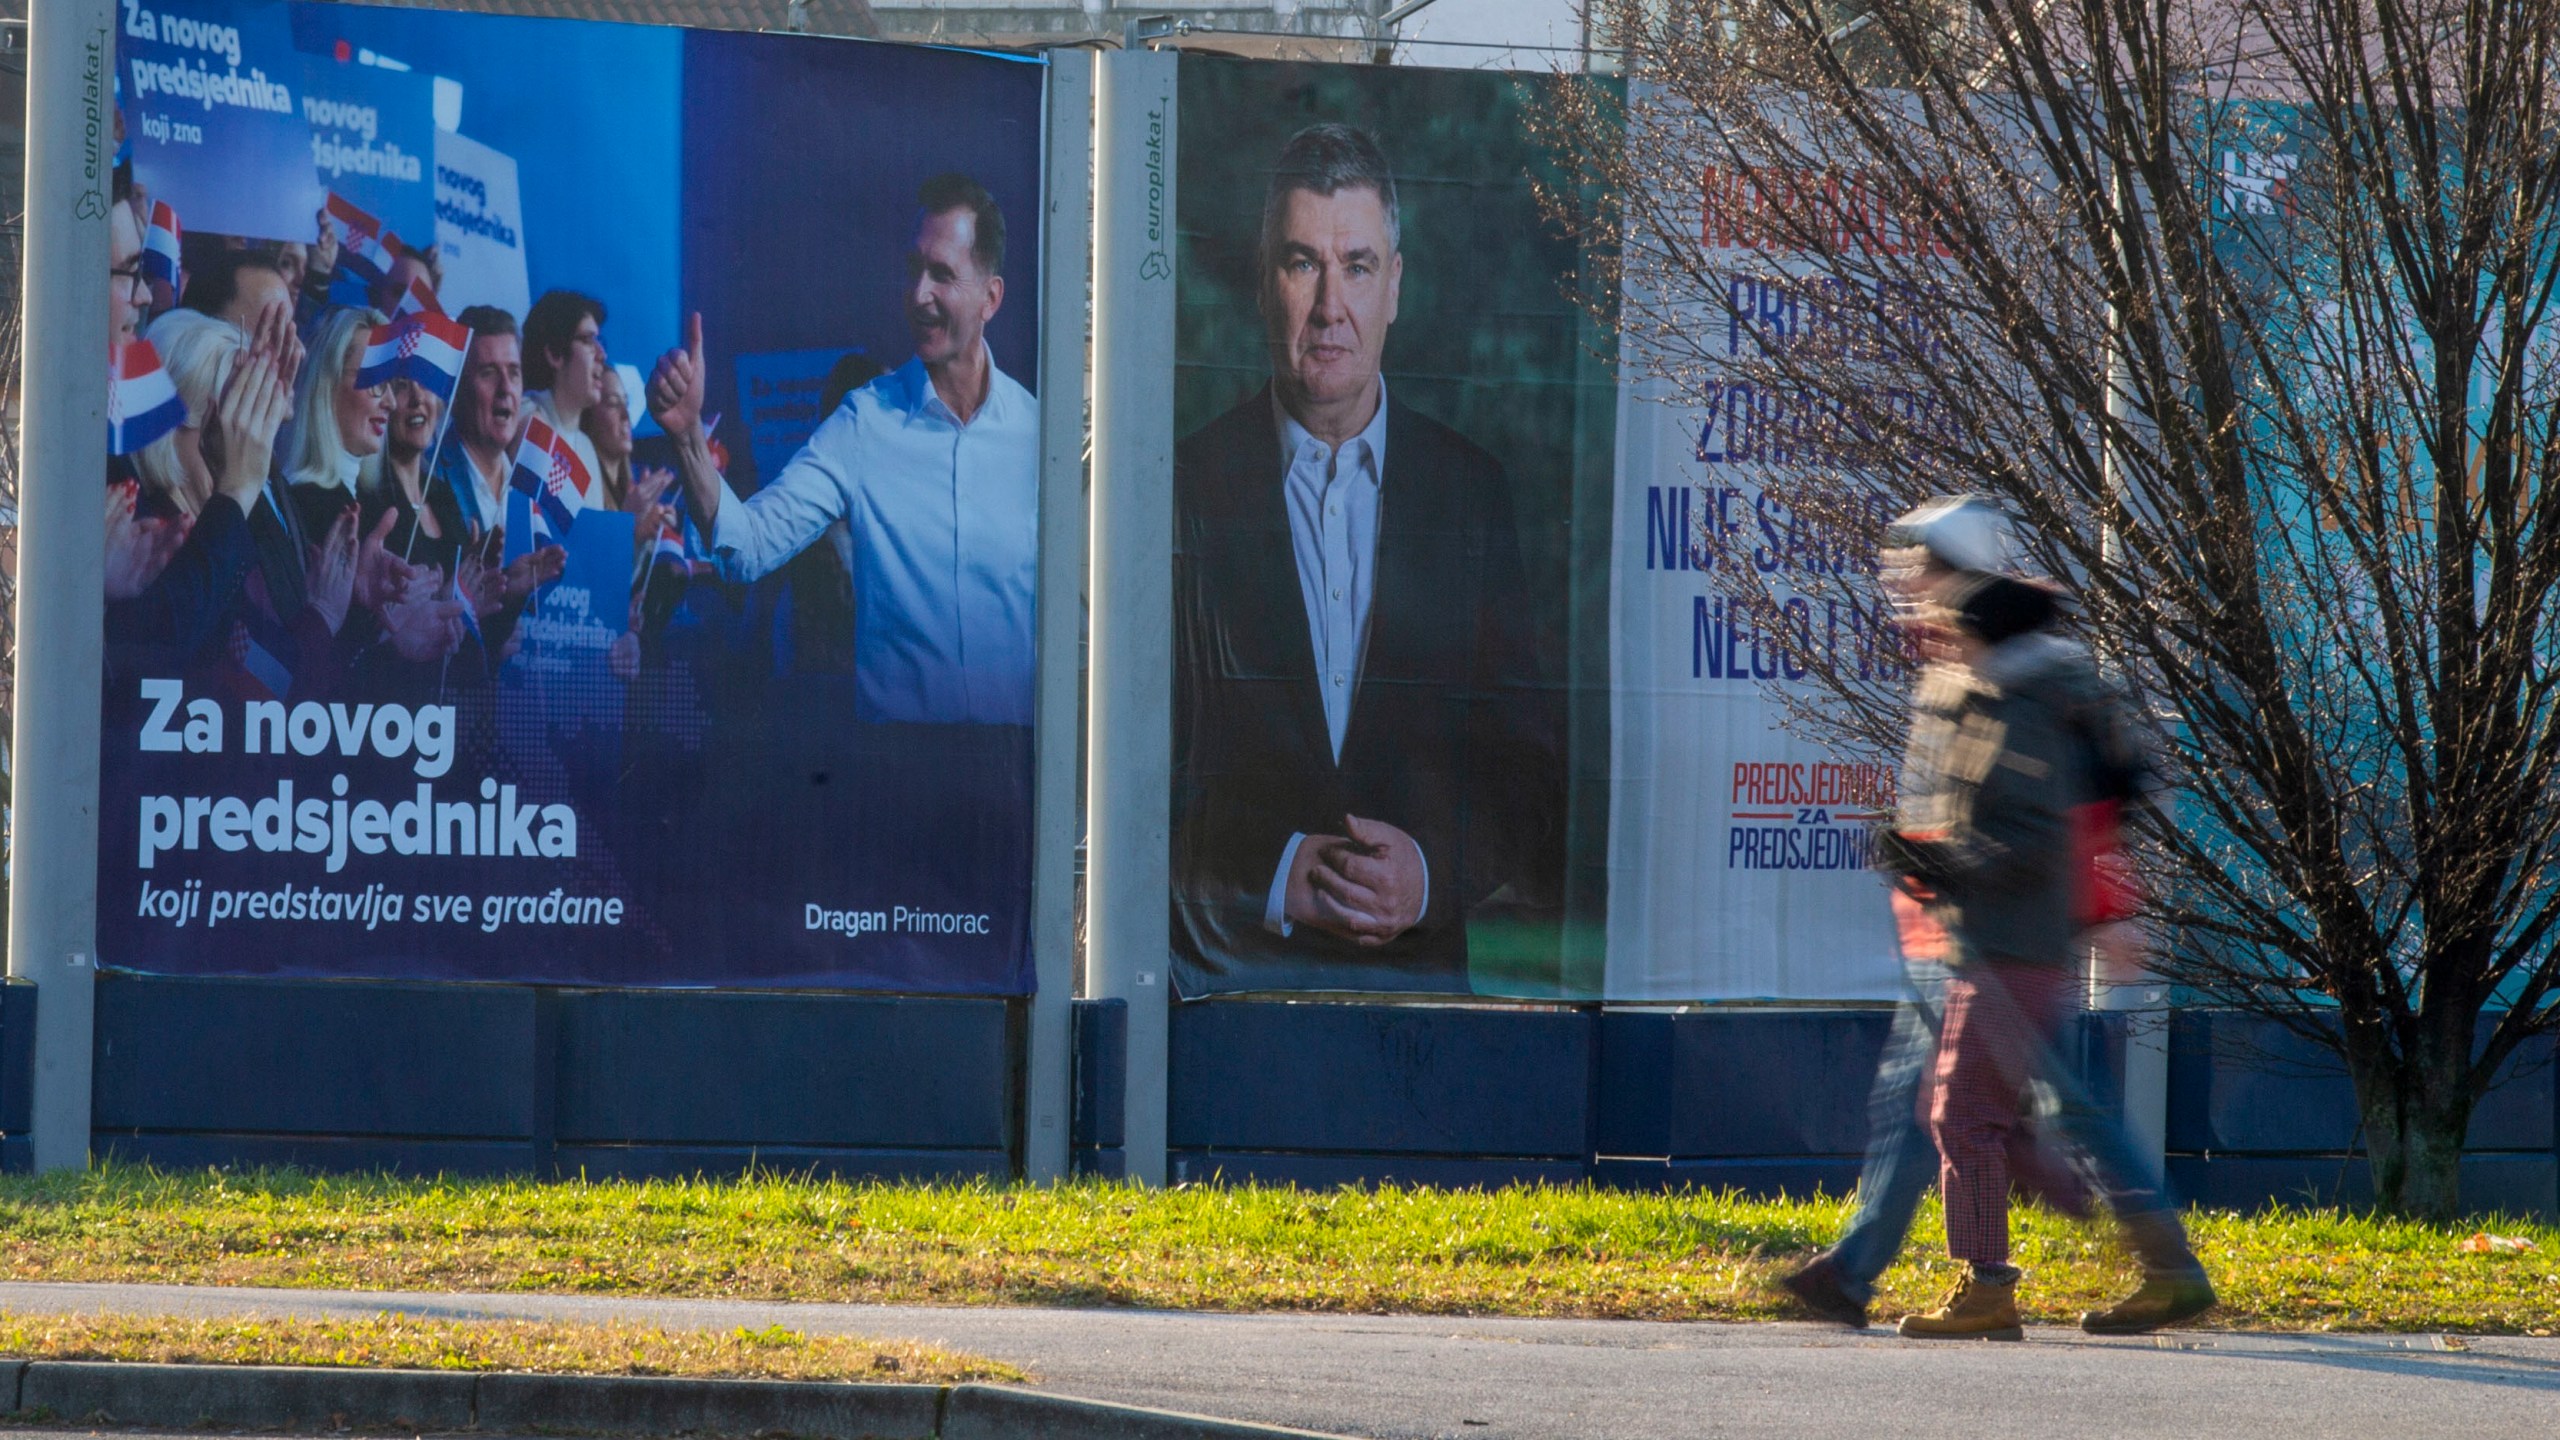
[906,206,1002,370]
[1262,184,1401,431]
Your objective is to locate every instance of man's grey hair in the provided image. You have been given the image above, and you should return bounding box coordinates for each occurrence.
[1259,123,1401,266]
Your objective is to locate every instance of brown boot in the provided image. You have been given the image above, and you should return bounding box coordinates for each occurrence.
[2081,1272,2216,1335]
[1776,1254,1869,1328]
[1896,1268,2024,1341]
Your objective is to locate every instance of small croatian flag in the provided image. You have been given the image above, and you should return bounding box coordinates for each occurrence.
[649,496,690,567]
[509,415,592,539]
[358,309,471,401]
[326,192,400,302]
[141,201,182,289]
[109,340,188,456]
[387,273,441,325]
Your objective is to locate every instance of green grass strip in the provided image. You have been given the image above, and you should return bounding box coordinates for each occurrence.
[0,1167,2551,1334]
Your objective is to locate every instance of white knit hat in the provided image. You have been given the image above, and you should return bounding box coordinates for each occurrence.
[1883,495,2015,576]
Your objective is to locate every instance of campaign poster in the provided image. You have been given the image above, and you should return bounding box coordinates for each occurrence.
[431,129,531,321]
[290,13,437,243]
[1167,58,1618,999]
[99,2,1049,991]
[1602,392,1908,1000]
[122,0,326,240]
[1599,103,1922,1002]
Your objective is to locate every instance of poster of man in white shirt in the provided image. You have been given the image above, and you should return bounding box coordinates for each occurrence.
[644,173,1037,726]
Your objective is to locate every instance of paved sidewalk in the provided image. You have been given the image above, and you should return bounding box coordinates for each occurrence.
[2,1281,2556,1440]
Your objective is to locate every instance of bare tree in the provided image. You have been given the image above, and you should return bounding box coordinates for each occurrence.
[1541,0,2560,1219]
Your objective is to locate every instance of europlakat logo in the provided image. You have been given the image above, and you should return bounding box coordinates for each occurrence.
[1140,97,1170,281]
[76,29,108,218]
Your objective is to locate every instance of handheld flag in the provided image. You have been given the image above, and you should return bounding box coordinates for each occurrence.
[108,340,188,456]
[325,192,401,302]
[650,514,689,567]
[358,309,470,401]
[648,485,691,569]
[141,201,182,288]
[509,415,593,539]
[387,272,441,325]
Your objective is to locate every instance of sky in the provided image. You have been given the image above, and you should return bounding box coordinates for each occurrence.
[1383,0,1594,71]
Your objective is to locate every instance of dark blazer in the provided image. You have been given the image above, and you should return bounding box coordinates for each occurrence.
[1171,384,1563,996]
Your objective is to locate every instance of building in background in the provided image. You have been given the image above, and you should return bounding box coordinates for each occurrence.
[0,0,1599,66]
[872,0,1596,68]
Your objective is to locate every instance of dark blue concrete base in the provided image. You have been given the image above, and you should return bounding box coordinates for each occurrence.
[1592,1156,1865,1199]
[3,981,2554,1219]
[95,1133,536,1177]
[2169,1152,2559,1218]
[551,1144,1013,1183]
[1169,1150,1589,1189]
[73,972,1021,1183]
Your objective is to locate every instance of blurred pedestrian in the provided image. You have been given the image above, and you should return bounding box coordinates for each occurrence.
[1780,499,2088,1329]
[1781,497,2214,1340]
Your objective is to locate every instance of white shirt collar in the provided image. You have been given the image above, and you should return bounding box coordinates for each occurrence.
[906,343,1008,428]
[1275,377,1388,476]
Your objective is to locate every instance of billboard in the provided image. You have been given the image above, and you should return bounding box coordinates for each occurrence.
[1152,58,1907,1003]
[1166,58,1617,999]
[101,1,1048,991]
[1603,98,2024,1001]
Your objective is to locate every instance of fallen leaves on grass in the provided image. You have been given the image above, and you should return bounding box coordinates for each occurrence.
[0,1311,1021,1384]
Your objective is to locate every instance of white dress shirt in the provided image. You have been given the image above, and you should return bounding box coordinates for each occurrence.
[1261,382,1425,934]
[707,349,1039,725]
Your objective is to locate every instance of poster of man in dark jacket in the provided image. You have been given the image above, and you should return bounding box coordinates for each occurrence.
[1170,109,1569,998]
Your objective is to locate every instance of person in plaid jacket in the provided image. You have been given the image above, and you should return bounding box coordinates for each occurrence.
[1781,497,2213,1340]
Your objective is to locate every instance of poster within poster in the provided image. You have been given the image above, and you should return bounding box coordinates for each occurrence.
[294,39,437,242]
[1167,57,1617,999]
[431,129,531,322]
[123,0,326,240]
[100,2,1048,991]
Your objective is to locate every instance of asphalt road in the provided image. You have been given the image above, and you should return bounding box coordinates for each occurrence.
[1,1281,2555,1440]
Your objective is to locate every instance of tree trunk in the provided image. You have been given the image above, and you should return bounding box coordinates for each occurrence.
[2349,1033,2476,1224]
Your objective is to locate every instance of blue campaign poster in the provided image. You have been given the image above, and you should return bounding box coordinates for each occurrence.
[123,0,326,239]
[98,1,1047,995]
[293,45,436,243]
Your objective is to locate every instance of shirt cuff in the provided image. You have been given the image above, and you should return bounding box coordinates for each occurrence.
[706,477,750,569]
[1415,841,1429,925]
[1263,833,1307,937]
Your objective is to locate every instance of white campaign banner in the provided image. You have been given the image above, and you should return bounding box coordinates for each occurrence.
[433,129,531,321]
[1603,369,1907,1000]
[1603,88,2027,1001]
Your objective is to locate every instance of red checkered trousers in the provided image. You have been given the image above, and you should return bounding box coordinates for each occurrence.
[1931,960,2081,1267]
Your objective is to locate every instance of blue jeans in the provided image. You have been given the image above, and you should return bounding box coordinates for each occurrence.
[1826,959,2198,1299]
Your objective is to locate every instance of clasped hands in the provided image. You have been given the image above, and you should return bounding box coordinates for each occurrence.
[1283,815,1426,947]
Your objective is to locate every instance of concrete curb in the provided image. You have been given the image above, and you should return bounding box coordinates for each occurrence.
[942,1384,1347,1439]
[0,1359,1352,1439]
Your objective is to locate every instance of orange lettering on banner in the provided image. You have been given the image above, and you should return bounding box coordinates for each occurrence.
[1701,165,1962,260]
[1727,759,1898,809]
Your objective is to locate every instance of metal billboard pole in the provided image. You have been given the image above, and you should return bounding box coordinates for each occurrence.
[2093,136,2169,1177]
[1025,47,1096,1183]
[1085,45,1176,1186]
[9,0,113,1171]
